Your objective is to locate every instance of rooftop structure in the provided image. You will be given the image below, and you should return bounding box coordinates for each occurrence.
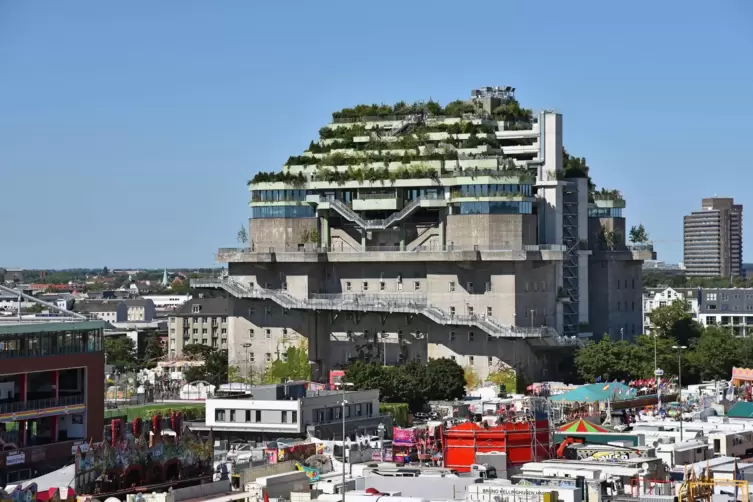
[190,88,652,381]
[684,197,743,278]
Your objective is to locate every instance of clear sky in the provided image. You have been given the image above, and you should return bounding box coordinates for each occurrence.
[2,0,752,269]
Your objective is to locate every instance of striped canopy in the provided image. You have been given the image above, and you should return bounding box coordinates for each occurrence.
[558,418,608,433]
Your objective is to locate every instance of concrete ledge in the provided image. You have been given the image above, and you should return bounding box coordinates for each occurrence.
[217,249,565,263]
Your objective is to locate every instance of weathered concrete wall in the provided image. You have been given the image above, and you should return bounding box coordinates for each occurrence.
[588,257,642,341]
[250,217,318,251]
[446,214,537,249]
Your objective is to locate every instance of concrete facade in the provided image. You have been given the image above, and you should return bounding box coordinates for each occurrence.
[194,88,651,382]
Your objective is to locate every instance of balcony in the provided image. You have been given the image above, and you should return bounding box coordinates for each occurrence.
[0,394,85,416]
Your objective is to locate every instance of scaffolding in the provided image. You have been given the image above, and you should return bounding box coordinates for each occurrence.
[561,181,580,338]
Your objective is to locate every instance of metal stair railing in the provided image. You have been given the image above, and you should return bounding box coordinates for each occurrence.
[192,278,580,344]
[327,197,423,230]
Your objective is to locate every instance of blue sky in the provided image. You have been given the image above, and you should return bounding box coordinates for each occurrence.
[1,0,752,269]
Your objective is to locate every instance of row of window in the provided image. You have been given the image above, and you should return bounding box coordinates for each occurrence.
[251,206,316,219]
[0,329,103,359]
[589,207,623,218]
[617,279,638,289]
[248,327,291,339]
[454,201,533,215]
[172,327,228,335]
[705,304,753,312]
[315,402,373,422]
[252,189,309,202]
[705,316,753,325]
[452,184,533,197]
[617,301,637,312]
[706,293,753,302]
[215,409,297,424]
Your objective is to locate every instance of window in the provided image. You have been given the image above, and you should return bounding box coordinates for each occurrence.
[632,279,635,289]
[221,328,227,334]
[617,281,620,290]
[192,305,201,313]
[282,328,288,339]
[707,293,717,301]
[215,409,226,421]
[292,410,298,423]
[468,331,475,342]
[487,307,493,317]
[283,308,290,316]
[230,410,236,422]
[255,410,261,422]
[249,306,255,316]
[346,281,352,292]
[631,301,635,312]
[281,411,288,423]
[380,281,385,291]
[265,329,271,339]
[265,353,272,363]
[617,302,622,312]
[450,306,455,316]
[486,281,492,293]
[469,356,475,365]
[249,329,255,338]
[467,282,474,293]
[450,331,456,341]
[346,330,353,339]
[468,306,474,316]
[281,282,288,291]
[249,352,255,362]
[192,328,198,334]
[450,355,456,362]
[414,281,420,291]
[449,281,455,292]
[202,328,208,334]
[488,356,493,366]
[265,306,272,316]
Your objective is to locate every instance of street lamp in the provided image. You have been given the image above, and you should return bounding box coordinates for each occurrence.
[336,382,354,502]
[242,343,253,381]
[672,345,687,441]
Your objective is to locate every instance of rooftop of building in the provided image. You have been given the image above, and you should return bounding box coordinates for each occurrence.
[173,297,229,316]
[0,319,105,334]
[74,300,123,312]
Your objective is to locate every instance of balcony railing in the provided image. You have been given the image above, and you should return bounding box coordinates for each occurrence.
[218,244,567,255]
[0,394,84,415]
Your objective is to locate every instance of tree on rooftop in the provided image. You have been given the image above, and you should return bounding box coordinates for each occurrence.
[237,225,248,244]
[629,224,649,244]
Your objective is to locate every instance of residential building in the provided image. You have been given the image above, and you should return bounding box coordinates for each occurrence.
[124,298,156,322]
[0,285,35,311]
[74,300,127,323]
[684,197,743,278]
[0,310,105,484]
[38,293,75,310]
[167,297,229,358]
[193,381,385,441]
[142,294,192,312]
[192,87,652,381]
[696,288,753,337]
[642,287,699,334]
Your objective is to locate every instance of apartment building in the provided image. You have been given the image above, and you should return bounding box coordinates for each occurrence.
[193,87,652,381]
[684,197,743,278]
[642,287,699,334]
[194,381,385,441]
[124,298,156,321]
[167,297,229,357]
[697,288,753,337]
[74,300,127,323]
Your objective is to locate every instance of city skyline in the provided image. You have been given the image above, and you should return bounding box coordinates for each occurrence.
[2,0,752,268]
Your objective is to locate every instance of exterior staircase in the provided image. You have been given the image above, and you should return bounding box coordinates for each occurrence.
[326,197,423,231]
[192,278,579,346]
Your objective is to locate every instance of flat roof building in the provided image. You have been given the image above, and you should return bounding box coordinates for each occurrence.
[684,197,743,278]
[190,88,652,382]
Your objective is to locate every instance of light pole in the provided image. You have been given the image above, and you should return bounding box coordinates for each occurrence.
[672,345,687,441]
[336,382,354,502]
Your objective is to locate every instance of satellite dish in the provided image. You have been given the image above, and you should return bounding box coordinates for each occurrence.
[642,462,650,471]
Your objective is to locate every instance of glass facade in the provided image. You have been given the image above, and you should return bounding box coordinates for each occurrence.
[452,183,533,198]
[406,188,445,201]
[251,205,316,219]
[455,201,533,215]
[588,207,623,218]
[251,189,309,202]
[0,327,103,359]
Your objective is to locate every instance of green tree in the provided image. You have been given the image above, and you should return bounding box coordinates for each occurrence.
[142,334,165,368]
[184,348,229,387]
[687,326,741,381]
[102,266,109,276]
[574,335,644,382]
[182,344,213,361]
[487,366,517,394]
[464,366,481,390]
[263,344,312,383]
[24,303,45,313]
[629,224,649,244]
[425,358,466,401]
[649,299,702,346]
[228,365,255,384]
[104,336,137,371]
[633,334,680,379]
[237,225,248,244]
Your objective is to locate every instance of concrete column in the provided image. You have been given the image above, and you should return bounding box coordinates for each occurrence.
[361,233,366,251]
[438,209,446,251]
[20,373,26,403]
[399,227,406,251]
[320,211,330,250]
[53,370,59,441]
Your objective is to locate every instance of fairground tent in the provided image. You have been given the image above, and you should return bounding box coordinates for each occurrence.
[558,418,608,433]
[549,382,636,403]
